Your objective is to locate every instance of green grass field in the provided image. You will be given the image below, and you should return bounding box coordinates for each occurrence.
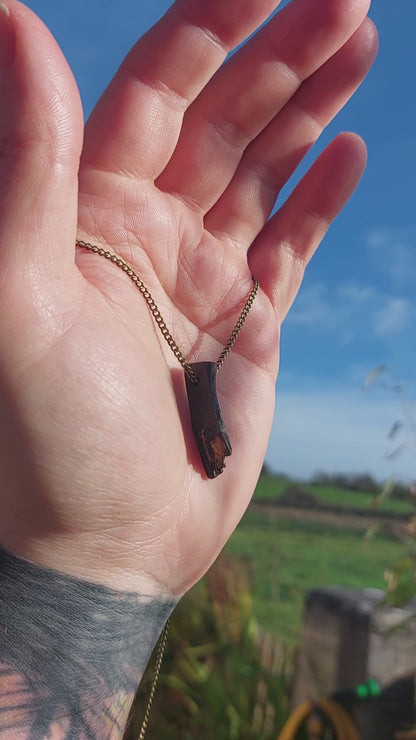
[308,483,413,513]
[225,504,409,646]
[253,475,415,514]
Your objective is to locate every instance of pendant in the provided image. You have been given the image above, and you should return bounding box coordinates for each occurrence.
[185,362,232,479]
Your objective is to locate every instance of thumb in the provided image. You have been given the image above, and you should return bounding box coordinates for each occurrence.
[0,1,83,278]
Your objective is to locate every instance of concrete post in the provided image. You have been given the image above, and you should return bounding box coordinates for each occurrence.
[292,587,416,739]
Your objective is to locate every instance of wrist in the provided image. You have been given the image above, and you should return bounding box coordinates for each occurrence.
[0,526,178,599]
[0,546,177,739]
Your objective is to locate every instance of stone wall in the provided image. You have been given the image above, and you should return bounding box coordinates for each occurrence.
[292,587,416,739]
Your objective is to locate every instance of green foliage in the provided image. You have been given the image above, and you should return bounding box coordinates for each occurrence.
[384,557,416,606]
[126,555,291,740]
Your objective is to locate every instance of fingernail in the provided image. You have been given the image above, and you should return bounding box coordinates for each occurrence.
[0,3,15,71]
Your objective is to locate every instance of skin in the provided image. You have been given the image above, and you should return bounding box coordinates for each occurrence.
[0,0,378,736]
[0,546,176,739]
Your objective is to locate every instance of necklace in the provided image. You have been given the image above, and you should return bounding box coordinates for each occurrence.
[76,240,259,478]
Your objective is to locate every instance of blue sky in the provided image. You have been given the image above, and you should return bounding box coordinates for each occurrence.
[25,0,416,483]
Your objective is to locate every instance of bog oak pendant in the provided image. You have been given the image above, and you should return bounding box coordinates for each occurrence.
[185,362,231,478]
[75,240,258,479]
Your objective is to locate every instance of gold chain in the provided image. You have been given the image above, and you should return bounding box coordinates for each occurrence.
[137,619,170,740]
[76,240,259,383]
[216,281,259,370]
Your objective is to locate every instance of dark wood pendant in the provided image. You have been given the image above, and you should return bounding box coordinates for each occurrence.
[185,362,232,479]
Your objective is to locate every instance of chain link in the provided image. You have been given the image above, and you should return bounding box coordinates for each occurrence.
[76,240,258,382]
[137,619,170,740]
[216,278,259,371]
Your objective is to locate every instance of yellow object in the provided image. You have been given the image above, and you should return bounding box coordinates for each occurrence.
[277,698,359,740]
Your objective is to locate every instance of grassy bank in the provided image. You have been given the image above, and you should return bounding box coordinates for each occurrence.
[225,505,408,645]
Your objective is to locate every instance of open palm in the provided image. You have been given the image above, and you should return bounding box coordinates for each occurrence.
[0,0,377,595]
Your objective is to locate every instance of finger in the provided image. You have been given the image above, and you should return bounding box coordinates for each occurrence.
[81,0,281,180]
[205,18,378,246]
[248,133,367,318]
[0,1,83,277]
[157,0,370,212]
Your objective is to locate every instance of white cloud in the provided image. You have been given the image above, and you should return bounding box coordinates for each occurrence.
[366,228,416,284]
[286,282,365,337]
[338,283,376,304]
[374,297,413,336]
[265,387,416,483]
[285,284,335,329]
[286,280,414,342]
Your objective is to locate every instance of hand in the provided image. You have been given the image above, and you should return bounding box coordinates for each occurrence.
[0,0,377,596]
